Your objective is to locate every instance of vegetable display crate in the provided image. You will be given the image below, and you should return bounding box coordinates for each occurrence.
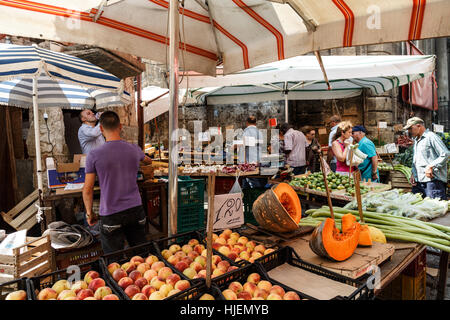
[0,235,52,284]
[154,230,241,283]
[27,259,120,300]
[178,177,205,207]
[177,204,205,234]
[55,240,103,270]
[169,283,224,300]
[243,188,267,225]
[261,246,374,300]
[214,261,314,300]
[0,278,29,300]
[100,240,199,300]
[389,171,412,192]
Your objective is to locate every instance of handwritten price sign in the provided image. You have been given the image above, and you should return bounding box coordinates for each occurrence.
[210,193,244,231]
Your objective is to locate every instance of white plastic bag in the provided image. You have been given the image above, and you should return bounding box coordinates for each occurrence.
[229,174,243,196]
[346,144,367,166]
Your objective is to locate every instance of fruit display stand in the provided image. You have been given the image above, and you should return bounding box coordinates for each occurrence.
[54,240,103,270]
[0,278,29,300]
[169,283,224,300]
[0,235,52,284]
[27,260,121,300]
[101,240,201,300]
[215,261,313,300]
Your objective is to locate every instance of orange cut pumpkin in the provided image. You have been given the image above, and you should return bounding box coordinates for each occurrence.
[341,214,373,247]
[309,217,361,262]
[272,183,302,224]
[341,214,357,233]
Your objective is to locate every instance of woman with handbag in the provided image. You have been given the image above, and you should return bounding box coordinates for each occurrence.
[331,121,356,176]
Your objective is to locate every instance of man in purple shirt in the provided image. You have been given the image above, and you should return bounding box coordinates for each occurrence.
[82,111,152,254]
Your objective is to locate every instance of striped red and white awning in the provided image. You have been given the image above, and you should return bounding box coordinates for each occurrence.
[0,0,448,75]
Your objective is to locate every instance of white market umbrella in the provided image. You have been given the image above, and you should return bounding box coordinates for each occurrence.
[0,43,125,211]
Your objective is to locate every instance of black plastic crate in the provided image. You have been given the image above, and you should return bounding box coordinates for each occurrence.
[214,262,314,300]
[261,246,374,300]
[168,283,224,300]
[0,278,29,300]
[100,240,198,300]
[27,259,121,300]
[154,230,241,282]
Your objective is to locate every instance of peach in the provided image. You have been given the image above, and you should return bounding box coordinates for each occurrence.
[187,251,199,260]
[168,289,181,297]
[149,291,165,300]
[83,270,100,284]
[157,267,173,281]
[190,261,203,273]
[107,262,121,275]
[134,277,148,289]
[231,247,242,255]
[142,285,157,297]
[161,249,173,260]
[76,288,94,300]
[143,269,158,282]
[228,281,243,294]
[194,256,206,267]
[112,268,127,282]
[136,262,151,274]
[252,297,265,300]
[240,251,250,260]
[150,277,165,290]
[194,244,205,255]
[227,252,238,261]
[237,236,248,245]
[227,266,238,272]
[264,248,275,255]
[251,251,263,260]
[181,257,193,266]
[267,293,282,300]
[183,267,197,279]
[212,233,219,242]
[174,251,187,260]
[218,246,231,257]
[121,262,135,274]
[212,255,221,265]
[283,291,300,300]
[243,282,257,296]
[130,256,145,265]
[227,238,237,246]
[217,260,230,272]
[174,261,189,273]
[254,288,269,299]
[5,290,27,300]
[247,273,261,284]
[257,280,272,292]
[201,249,208,257]
[182,244,193,254]
[237,291,252,300]
[270,285,285,297]
[83,297,97,300]
[63,296,78,300]
[212,242,222,251]
[197,269,207,279]
[52,280,70,294]
[151,261,165,272]
[129,270,143,282]
[215,237,227,245]
[166,273,181,287]
[88,278,106,292]
[254,244,266,254]
[57,289,76,300]
[124,285,140,299]
[188,238,199,247]
[229,232,240,242]
[159,283,174,297]
[167,255,180,265]
[212,268,224,277]
[174,280,190,291]
[222,289,237,300]
[132,293,148,300]
[145,255,159,266]
[94,286,112,300]
[169,244,181,254]
[245,240,257,250]
[199,293,215,300]
[103,294,120,300]
[118,277,134,289]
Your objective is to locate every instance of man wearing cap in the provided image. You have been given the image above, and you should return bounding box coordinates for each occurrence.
[352,125,379,182]
[404,117,449,200]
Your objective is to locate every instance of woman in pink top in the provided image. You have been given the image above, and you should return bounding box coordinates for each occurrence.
[331,121,354,176]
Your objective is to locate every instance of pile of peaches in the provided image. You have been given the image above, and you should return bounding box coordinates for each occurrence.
[107,254,191,300]
[159,238,239,279]
[221,272,301,300]
[36,270,119,300]
[210,229,276,264]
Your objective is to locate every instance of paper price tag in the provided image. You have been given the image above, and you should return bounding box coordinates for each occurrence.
[210,193,244,231]
[384,143,398,154]
[378,122,387,129]
[318,128,327,135]
[433,124,444,133]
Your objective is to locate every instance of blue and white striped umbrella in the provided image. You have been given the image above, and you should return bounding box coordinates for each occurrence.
[0,74,131,109]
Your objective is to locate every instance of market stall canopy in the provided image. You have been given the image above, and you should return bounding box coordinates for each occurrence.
[0,0,448,76]
[142,54,435,121]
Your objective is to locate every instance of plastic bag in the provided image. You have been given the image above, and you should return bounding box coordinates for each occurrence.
[229,175,243,196]
[346,145,367,167]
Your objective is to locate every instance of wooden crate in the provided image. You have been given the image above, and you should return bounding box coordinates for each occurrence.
[0,235,52,283]
[0,189,39,231]
[401,270,426,300]
[389,171,412,192]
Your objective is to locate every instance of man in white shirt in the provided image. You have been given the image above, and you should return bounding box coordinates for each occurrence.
[280,123,307,175]
[78,109,105,155]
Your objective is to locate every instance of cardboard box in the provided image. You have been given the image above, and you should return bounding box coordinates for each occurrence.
[46,154,86,189]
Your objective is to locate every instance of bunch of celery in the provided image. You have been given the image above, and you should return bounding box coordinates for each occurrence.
[300,206,450,253]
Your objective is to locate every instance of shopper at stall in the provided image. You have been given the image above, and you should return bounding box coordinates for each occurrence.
[302,126,321,173]
[82,111,152,254]
[78,109,105,155]
[326,115,341,172]
[279,123,307,175]
[404,117,449,200]
[331,121,354,176]
[351,125,379,182]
